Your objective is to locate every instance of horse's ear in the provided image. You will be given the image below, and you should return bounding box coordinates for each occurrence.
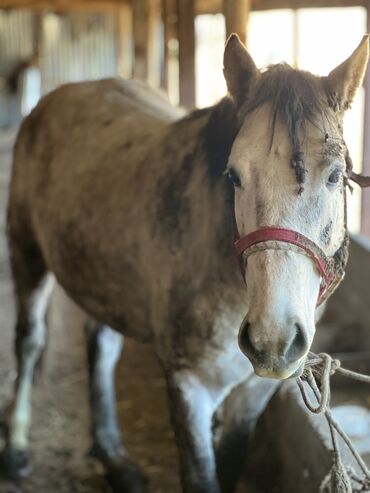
[325,34,369,111]
[223,34,259,108]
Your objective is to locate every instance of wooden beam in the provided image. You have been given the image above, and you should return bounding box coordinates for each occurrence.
[0,0,368,14]
[117,4,133,79]
[147,0,162,86]
[132,0,161,84]
[361,8,370,236]
[177,0,195,108]
[0,0,129,10]
[223,0,250,46]
[196,0,221,14]
[250,0,368,8]
[198,0,369,13]
[160,0,177,94]
[32,11,43,60]
[132,0,149,80]
[161,0,169,90]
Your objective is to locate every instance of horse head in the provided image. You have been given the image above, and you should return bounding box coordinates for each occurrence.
[223,34,369,379]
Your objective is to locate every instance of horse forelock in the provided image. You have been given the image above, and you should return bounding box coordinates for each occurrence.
[239,64,337,185]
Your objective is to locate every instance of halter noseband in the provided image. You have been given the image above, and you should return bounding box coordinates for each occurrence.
[234,226,346,306]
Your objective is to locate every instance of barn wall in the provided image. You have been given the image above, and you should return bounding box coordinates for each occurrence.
[0,9,119,127]
[41,12,118,93]
[0,10,35,126]
[0,10,34,61]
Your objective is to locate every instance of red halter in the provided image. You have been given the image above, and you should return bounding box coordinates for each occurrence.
[234,226,340,306]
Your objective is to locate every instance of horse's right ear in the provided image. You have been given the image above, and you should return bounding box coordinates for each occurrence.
[325,34,369,111]
[223,34,259,108]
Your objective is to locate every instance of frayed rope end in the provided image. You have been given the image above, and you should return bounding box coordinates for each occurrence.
[320,459,352,493]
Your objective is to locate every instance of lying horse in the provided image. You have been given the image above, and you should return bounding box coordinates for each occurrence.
[1,34,369,493]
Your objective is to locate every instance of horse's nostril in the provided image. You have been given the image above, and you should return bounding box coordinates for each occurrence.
[239,322,258,359]
[285,323,308,364]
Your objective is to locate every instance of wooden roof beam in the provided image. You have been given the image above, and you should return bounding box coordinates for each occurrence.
[199,0,369,15]
[0,0,129,11]
[0,0,368,13]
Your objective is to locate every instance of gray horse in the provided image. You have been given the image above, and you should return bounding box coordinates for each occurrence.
[1,34,369,493]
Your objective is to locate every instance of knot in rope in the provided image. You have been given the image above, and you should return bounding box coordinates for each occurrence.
[306,351,341,376]
[298,352,340,413]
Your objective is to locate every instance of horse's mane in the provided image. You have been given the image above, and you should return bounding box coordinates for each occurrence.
[241,63,330,186]
[178,97,240,184]
[202,97,240,184]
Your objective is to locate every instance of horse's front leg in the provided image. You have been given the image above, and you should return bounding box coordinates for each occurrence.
[165,369,222,493]
[216,375,279,493]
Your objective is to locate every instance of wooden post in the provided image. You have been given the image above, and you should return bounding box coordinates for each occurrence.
[117,3,133,79]
[132,0,161,84]
[161,0,169,90]
[32,11,43,62]
[161,0,178,97]
[32,12,44,95]
[361,10,370,236]
[177,0,195,108]
[223,0,250,46]
[132,0,149,80]
[148,0,162,87]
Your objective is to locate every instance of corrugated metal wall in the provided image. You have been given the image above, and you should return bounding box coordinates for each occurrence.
[0,9,118,127]
[0,10,34,63]
[41,12,118,93]
[0,10,36,127]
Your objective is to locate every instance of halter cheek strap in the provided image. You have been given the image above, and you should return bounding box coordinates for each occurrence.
[234,226,344,306]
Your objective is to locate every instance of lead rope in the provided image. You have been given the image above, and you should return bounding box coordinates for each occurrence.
[296,147,370,491]
[297,352,370,492]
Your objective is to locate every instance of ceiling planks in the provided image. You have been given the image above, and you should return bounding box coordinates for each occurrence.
[0,0,128,11]
[1,0,367,13]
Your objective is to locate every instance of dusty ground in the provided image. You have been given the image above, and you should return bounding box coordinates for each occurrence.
[0,293,180,493]
[0,134,249,493]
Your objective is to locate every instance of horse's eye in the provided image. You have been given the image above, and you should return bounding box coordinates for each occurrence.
[226,168,241,187]
[328,169,342,185]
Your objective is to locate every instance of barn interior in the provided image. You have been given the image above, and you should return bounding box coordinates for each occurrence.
[0,1,370,492]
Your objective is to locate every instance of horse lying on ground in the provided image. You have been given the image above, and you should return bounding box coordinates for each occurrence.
[1,34,369,493]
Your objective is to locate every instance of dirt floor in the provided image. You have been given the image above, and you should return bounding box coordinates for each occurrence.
[0,134,249,493]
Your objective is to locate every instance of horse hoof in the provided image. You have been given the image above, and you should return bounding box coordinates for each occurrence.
[0,448,31,478]
[106,460,148,493]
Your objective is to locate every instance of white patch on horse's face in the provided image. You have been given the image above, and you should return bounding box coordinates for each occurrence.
[228,103,346,379]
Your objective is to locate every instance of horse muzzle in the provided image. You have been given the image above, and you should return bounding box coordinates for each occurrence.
[238,319,308,379]
[232,225,346,379]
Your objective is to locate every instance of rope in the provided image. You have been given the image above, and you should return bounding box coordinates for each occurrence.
[297,352,370,493]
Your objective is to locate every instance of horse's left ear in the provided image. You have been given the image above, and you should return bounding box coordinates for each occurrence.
[223,33,259,108]
[325,34,369,111]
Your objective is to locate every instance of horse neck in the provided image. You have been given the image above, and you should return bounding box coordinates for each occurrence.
[169,98,241,286]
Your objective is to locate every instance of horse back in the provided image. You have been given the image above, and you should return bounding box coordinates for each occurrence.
[9,79,184,338]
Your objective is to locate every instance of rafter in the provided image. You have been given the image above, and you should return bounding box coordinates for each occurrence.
[0,0,367,13]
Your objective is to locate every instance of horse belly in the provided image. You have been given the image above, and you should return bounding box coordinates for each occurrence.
[29,178,156,342]
[45,238,154,342]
